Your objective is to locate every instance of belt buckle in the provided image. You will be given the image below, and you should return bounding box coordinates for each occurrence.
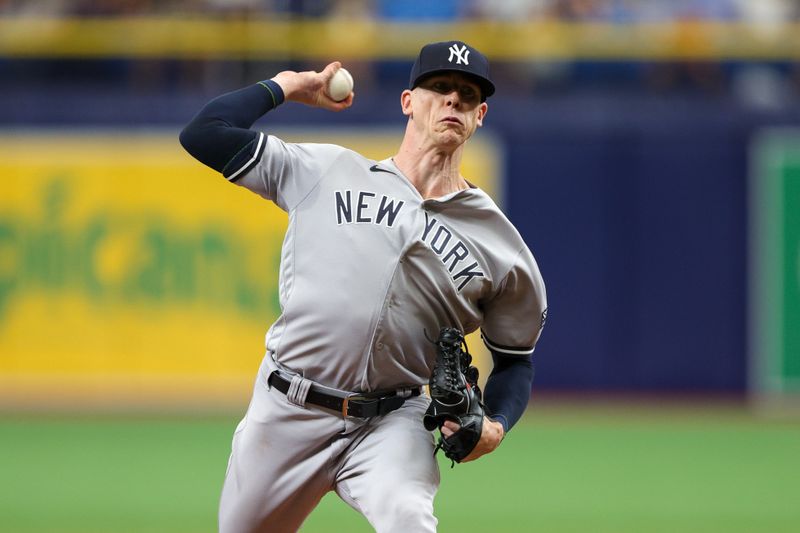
[341,394,365,417]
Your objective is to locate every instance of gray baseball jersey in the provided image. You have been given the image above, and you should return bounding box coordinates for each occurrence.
[234,132,547,392]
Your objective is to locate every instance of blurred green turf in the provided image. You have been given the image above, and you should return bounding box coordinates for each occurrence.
[1,403,798,533]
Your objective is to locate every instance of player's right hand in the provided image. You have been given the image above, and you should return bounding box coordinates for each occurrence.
[271,62,354,112]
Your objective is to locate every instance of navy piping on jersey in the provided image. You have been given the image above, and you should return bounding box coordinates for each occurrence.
[226,132,266,182]
[481,332,534,356]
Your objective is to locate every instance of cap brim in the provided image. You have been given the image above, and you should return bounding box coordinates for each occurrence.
[412,69,495,101]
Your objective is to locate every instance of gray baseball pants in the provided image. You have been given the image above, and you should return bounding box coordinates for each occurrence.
[218,356,440,532]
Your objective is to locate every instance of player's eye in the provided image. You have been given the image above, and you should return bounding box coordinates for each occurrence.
[459,86,478,101]
[431,81,453,93]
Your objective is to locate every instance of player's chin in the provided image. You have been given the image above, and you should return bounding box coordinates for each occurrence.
[434,130,468,148]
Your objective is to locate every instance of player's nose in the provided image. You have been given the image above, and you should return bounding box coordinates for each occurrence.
[445,92,460,108]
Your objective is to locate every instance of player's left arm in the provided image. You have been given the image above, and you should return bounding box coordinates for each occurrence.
[440,349,533,462]
[445,246,547,462]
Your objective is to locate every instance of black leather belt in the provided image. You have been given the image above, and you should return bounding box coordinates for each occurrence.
[267,371,422,418]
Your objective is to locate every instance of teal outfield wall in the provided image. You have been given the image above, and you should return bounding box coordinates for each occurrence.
[750,131,800,397]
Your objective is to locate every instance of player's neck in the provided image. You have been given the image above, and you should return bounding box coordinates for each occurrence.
[393,142,468,200]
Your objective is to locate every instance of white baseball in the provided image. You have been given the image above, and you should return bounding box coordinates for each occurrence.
[327,68,353,102]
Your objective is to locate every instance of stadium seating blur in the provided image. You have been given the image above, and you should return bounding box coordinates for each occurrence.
[1,0,799,119]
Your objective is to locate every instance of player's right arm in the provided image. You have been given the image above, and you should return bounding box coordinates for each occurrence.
[179,62,352,181]
[272,62,354,111]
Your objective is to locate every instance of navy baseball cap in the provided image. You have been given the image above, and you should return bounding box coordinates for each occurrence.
[409,40,495,101]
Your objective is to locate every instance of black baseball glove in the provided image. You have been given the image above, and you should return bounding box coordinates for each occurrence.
[423,327,485,466]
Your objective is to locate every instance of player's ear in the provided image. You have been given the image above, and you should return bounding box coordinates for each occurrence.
[401,89,413,118]
[475,102,488,127]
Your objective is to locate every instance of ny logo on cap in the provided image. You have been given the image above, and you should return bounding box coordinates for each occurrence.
[448,44,470,65]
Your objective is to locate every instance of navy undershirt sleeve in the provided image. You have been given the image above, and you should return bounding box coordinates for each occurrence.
[179,79,284,179]
[483,349,535,433]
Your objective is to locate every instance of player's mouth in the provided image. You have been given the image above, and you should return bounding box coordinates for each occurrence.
[440,116,463,126]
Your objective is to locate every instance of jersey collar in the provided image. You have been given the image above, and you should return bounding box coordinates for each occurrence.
[378,158,479,204]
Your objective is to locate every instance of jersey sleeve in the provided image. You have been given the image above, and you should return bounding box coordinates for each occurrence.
[234,135,347,212]
[480,246,547,356]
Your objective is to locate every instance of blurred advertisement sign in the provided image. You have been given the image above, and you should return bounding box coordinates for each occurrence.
[0,131,500,411]
[750,129,800,407]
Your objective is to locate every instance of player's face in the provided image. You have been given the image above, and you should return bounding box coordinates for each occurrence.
[404,73,488,148]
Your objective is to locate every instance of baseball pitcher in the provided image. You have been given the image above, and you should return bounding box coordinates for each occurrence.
[180,40,547,533]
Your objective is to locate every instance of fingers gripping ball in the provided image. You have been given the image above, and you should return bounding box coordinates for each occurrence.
[327,68,353,102]
[423,327,485,466]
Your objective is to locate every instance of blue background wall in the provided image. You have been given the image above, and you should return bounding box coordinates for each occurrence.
[501,99,753,392]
